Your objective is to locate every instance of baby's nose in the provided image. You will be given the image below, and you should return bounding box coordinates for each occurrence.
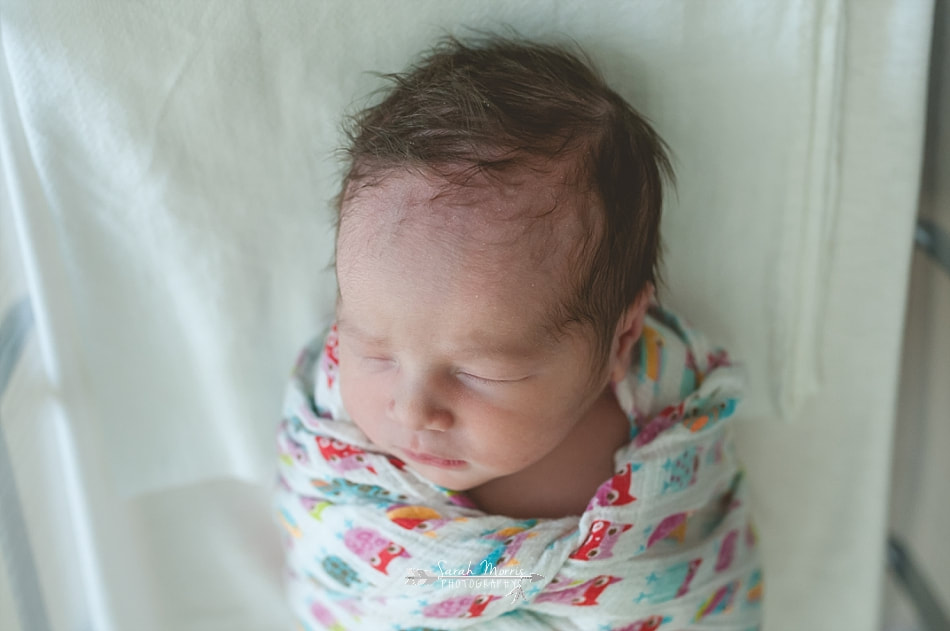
[389,376,453,432]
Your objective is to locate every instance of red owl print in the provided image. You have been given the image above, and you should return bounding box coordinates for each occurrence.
[385,505,457,537]
[535,574,623,606]
[570,520,633,561]
[315,437,377,474]
[612,615,667,631]
[343,527,410,575]
[588,463,637,510]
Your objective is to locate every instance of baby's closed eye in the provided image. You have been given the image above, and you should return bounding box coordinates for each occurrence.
[361,356,396,370]
[454,370,531,386]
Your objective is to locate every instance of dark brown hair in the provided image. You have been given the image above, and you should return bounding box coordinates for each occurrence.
[337,35,672,368]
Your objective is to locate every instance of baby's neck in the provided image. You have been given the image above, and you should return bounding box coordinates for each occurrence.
[464,388,629,519]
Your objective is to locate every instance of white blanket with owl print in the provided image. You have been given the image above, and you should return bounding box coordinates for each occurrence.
[273,304,763,630]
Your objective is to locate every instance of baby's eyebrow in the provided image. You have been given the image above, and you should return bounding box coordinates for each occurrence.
[450,326,559,361]
[335,317,387,346]
[337,315,554,361]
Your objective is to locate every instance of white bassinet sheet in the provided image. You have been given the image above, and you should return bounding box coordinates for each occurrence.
[0,1,933,630]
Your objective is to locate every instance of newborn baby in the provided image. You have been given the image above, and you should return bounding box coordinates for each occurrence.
[275,35,763,631]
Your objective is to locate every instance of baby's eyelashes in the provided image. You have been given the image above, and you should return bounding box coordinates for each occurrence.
[456,372,505,385]
[354,354,532,387]
[454,371,529,386]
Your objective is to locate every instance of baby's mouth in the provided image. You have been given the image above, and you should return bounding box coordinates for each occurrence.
[401,448,467,469]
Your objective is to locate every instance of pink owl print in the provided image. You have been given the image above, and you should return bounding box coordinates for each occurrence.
[309,600,343,631]
[646,512,690,550]
[336,597,363,617]
[570,520,633,561]
[279,434,309,467]
[706,437,725,465]
[422,594,499,619]
[634,402,685,448]
[661,447,701,495]
[322,325,340,388]
[487,526,536,567]
[715,529,739,572]
[298,496,330,521]
[588,463,637,510]
[343,527,410,575]
[535,574,623,606]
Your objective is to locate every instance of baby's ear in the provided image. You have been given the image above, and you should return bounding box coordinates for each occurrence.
[608,284,654,384]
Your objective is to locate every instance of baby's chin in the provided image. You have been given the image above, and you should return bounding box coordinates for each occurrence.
[400,459,489,492]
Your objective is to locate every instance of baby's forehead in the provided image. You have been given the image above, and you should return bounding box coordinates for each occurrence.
[339,167,596,257]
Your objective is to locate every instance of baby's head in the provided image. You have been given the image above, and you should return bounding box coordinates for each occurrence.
[332,36,671,492]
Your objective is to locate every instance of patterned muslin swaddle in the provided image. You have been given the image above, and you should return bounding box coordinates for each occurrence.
[274,304,763,630]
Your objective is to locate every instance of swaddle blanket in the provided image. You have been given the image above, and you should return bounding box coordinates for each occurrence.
[274,304,763,630]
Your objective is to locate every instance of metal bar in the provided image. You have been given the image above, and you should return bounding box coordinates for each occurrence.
[897,221,950,631]
[0,297,51,631]
[915,219,950,279]
[887,534,950,631]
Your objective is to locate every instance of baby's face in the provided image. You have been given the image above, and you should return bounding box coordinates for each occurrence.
[335,170,610,492]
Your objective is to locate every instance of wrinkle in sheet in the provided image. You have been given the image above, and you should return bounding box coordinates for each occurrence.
[769,0,844,420]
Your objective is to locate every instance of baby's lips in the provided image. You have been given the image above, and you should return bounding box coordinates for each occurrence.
[402,448,467,468]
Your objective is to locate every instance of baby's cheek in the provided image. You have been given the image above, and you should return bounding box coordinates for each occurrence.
[464,408,540,460]
[340,373,389,446]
